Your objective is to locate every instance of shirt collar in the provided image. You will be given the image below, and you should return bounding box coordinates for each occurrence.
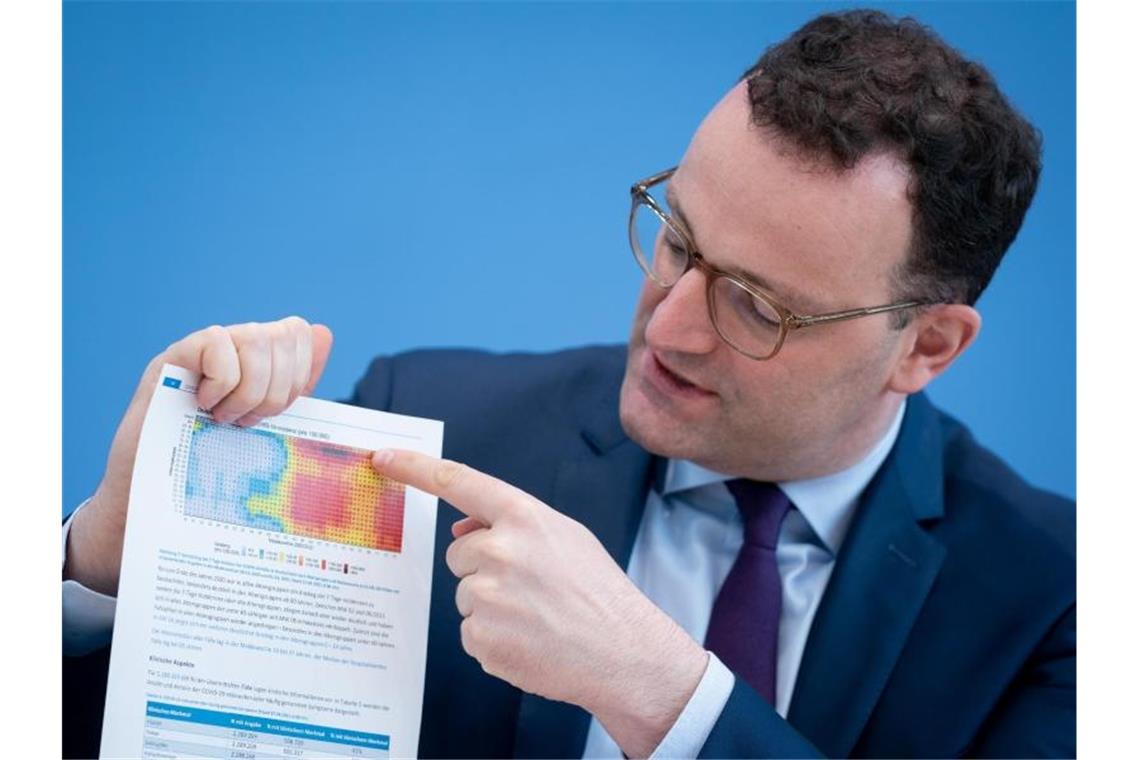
[660,399,908,555]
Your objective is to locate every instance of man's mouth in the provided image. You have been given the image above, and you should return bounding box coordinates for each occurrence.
[646,350,716,398]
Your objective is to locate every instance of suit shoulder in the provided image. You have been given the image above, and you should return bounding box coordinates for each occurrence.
[351,344,629,428]
[352,344,627,412]
[936,409,1074,561]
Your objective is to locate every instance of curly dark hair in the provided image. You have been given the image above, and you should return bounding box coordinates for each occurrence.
[740,9,1042,318]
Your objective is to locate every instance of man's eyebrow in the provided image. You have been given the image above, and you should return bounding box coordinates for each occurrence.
[665,184,821,312]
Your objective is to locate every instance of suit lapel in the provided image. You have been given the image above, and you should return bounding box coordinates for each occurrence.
[512,402,655,758]
[787,394,947,757]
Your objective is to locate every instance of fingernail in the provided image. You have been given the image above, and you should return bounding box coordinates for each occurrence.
[373,449,394,467]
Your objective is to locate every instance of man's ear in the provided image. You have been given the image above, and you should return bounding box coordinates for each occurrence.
[888,304,982,395]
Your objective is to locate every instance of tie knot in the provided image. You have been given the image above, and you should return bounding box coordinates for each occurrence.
[726,479,791,549]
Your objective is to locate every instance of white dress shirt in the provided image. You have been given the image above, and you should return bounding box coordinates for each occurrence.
[63,402,906,758]
[582,400,906,758]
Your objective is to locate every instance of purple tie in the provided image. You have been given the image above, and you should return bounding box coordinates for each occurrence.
[704,479,792,705]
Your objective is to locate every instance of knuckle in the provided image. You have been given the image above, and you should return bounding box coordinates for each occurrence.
[226,321,254,340]
[282,315,310,333]
[480,537,511,567]
[263,321,286,342]
[456,576,491,617]
[228,384,264,408]
[433,460,467,491]
[265,385,292,407]
[500,497,536,527]
[465,617,490,650]
[469,576,497,607]
[219,368,242,392]
[500,499,526,523]
[454,584,467,614]
[459,618,478,655]
[238,337,270,361]
[203,324,228,342]
[444,543,461,574]
[276,318,296,339]
[256,396,290,418]
[239,323,271,347]
[237,345,271,372]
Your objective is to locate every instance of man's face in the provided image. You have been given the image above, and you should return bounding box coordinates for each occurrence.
[618,83,916,481]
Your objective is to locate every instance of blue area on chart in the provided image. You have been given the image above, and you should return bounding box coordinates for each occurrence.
[184,421,289,533]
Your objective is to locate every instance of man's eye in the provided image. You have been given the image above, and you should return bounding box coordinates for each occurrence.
[664,233,687,259]
[728,287,780,329]
[748,297,780,328]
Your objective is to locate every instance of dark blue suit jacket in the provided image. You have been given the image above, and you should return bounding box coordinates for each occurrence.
[63,345,1075,758]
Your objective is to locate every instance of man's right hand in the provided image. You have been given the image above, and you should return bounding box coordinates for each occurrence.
[63,317,334,597]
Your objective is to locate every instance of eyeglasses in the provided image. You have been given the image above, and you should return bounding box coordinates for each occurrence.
[629,167,929,360]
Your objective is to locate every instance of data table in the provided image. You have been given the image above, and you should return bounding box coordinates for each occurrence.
[142,701,390,759]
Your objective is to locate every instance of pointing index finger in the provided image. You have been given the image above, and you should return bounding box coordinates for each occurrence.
[372,449,521,525]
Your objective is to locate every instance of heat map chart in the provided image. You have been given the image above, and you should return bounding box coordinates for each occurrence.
[180,418,405,552]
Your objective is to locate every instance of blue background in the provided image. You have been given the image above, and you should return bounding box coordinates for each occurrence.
[63,1,1075,516]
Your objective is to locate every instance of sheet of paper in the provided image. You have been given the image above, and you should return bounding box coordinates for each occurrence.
[99,364,443,760]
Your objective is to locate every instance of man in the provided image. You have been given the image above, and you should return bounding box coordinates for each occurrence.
[63,9,1074,758]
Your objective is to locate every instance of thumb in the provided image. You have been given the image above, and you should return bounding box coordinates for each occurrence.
[303,324,334,396]
[451,516,486,539]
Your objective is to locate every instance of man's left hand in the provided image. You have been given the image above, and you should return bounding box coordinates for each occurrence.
[371,449,708,758]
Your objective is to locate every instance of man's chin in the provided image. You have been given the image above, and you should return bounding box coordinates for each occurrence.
[619,378,701,461]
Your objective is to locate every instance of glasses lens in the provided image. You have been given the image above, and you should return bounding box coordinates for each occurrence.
[630,197,689,286]
[709,276,784,359]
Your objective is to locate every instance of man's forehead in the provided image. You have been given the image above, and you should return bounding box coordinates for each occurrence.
[683,82,911,207]
[669,83,914,306]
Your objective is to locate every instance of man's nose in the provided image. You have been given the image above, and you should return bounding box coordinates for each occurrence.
[643,267,721,355]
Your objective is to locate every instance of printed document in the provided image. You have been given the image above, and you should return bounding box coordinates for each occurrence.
[99,364,443,759]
